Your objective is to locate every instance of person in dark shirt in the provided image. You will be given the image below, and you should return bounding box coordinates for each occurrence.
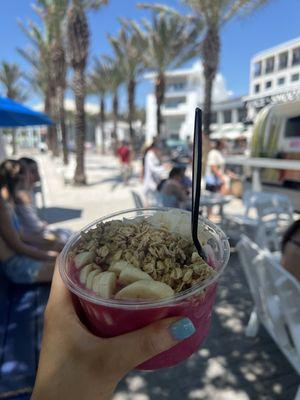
[281,219,300,281]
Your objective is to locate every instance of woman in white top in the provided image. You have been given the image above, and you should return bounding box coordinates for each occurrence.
[205,140,227,194]
[143,141,167,205]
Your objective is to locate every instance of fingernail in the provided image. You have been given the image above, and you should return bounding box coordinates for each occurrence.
[169,318,196,341]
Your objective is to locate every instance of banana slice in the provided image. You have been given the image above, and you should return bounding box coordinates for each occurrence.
[108,260,134,276]
[79,263,100,285]
[115,280,174,300]
[86,269,101,290]
[74,251,94,269]
[92,272,116,299]
[119,265,153,285]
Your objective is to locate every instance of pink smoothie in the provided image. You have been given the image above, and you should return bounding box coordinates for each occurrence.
[59,208,230,370]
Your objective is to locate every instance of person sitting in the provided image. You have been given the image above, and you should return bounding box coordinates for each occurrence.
[0,160,57,284]
[281,219,300,281]
[159,167,187,208]
[15,157,71,245]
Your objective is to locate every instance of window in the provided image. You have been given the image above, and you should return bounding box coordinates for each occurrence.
[291,73,299,82]
[278,52,288,70]
[265,80,272,89]
[166,82,186,92]
[292,47,300,66]
[223,110,232,124]
[265,57,274,73]
[164,97,185,108]
[238,108,247,122]
[277,77,285,85]
[285,116,300,138]
[253,61,262,77]
[254,83,260,93]
[210,112,217,124]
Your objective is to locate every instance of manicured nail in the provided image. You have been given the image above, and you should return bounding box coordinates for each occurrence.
[169,318,196,341]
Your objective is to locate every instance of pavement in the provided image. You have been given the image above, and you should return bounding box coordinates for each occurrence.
[32,152,299,400]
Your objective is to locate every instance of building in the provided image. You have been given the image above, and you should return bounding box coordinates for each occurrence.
[245,36,300,121]
[145,60,247,143]
[34,99,144,149]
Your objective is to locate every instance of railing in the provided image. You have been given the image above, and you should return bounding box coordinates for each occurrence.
[225,156,300,191]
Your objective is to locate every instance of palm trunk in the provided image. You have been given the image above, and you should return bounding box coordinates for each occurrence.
[48,84,59,157]
[11,130,17,155]
[99,94,105,154]
[127,78,135,144]
[44,90,51,150]
[57,86,68,165]
[73,67,86,185]
[112,91,118,152]
[155,72,165,136]
[202,28,220,136]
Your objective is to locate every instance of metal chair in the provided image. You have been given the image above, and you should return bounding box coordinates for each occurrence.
[224,191,293,251]
[131,190,145,208]
[237,235,300,399]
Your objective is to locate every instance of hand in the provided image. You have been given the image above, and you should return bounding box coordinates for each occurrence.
[32,266,196,400]
[45,250,60,260]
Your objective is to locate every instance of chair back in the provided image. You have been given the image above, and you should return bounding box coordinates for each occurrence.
[131,191,144,209]
[237,235,300,375]
[243,191,293,251]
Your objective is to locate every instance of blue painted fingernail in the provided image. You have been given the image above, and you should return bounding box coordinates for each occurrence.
[169,318,196,341]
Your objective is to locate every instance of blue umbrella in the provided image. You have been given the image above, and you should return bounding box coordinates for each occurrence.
[0,96,53,127]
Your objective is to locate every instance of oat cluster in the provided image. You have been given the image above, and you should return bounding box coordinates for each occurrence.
[72,218,215,294]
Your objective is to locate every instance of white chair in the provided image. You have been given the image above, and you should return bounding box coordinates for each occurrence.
[131,190,145,208]
[224,191,293,251]
[237,235,300,399]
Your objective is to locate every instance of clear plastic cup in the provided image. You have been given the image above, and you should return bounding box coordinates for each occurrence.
[58,208,230,370]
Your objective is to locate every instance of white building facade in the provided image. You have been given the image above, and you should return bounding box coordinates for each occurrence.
[245,37,300,120]
[145,61,246,143]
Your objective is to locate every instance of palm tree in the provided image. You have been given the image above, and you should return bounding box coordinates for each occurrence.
[0,61,27,154]
[35,0,69,164]
[134,6,202,136]
[182,0,268,135]
[108,21,145,144]
[89,59,111,154]
[19,20,59,156]
[66,0,108,184]
[105,58,123,149]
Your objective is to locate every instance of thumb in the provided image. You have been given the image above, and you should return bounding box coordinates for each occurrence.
[108,317,196,373]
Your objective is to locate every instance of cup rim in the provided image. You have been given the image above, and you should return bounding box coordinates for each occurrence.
[58,207,230,309]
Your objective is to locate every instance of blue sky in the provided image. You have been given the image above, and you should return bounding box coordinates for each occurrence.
[1,0,300,110]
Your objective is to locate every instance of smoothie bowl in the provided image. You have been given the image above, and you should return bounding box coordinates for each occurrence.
[58,208,230,369]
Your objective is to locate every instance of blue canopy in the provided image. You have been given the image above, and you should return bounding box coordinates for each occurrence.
[0,96,53,127]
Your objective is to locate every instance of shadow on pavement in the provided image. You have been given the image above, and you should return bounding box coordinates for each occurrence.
[114,253,298,400]
[39,207,82,224]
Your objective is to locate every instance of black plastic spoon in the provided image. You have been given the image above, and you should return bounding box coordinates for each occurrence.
[191,107,206,261]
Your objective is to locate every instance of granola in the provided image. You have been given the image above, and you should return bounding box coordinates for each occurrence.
[71,213,216,300]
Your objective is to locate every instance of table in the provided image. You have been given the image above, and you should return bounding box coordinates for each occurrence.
[185,193,233,218]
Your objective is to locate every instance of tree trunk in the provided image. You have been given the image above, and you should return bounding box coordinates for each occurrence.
[48,84,59,157]
[202,28,220,136]
[112,91,118,153]
[155,72,165,136]
[99,94,105,155]
[73,67,86,185]
[57,86,68,165]
[127,78,135,144]
[44,90,51,151]
[11,129,17,155]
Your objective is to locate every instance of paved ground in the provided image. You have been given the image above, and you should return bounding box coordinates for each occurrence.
[30,152,299,399]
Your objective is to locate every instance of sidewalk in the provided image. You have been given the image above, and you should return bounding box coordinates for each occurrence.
[36,153,145,231]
